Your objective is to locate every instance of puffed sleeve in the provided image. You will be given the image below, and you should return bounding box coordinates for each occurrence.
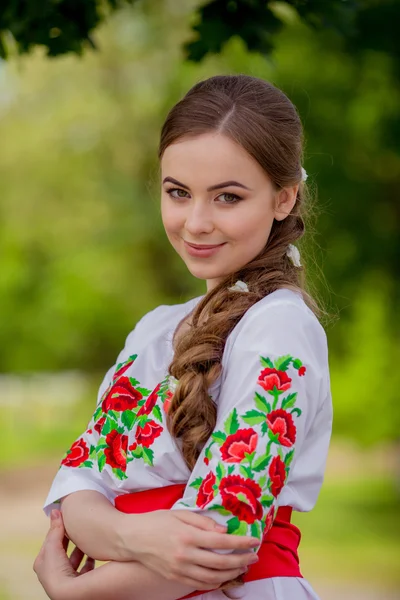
[170,299,332,546]
[42,312,154,517]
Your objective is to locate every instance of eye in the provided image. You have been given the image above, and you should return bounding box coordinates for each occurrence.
[218,193,242,204]
[166,188,189,199]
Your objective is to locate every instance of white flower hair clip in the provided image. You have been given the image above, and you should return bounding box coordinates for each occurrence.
[301,167,308,182]
[228,280,249,293]
[286,244,302,267]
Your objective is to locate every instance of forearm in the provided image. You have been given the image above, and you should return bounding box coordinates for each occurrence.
[60,560,196,600]
[60,491,129,562]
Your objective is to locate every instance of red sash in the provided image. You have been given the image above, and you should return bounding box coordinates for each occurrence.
[115,484,302,599]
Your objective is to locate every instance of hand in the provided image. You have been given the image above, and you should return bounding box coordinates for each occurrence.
[124,509,259,591]
[33,510,95,600]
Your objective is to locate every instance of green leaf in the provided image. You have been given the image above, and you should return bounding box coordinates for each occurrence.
[89,445,96,458]
[274,355,292,371]
[138,414,148,427]
[228,465,235,475]
[260,356,274,368]
[205,445,213,459]
[281,393,297,410]
[291,408,302,417]
[284,449,295,467]
[131,445,143,458]
[96,443,108,450]
[98,453,106,472]
[109,410,120,421]
[189,477,204,490]
[224,408,240,435]
[250,521,261,539]
[216,462,226,481]
[80,460,93,468]
[254,392,271,413]
[252,454,272,472]
[212,431,227,444]
[142,447,154,466]
[242,410,265,425]
[113,468,128,480]
[128,377,140,387]
[267,429,280,443]
[153,404,163,423]
[231,520,248,536]
[136,387,152,396]
[227,516,241,534]
[260,495,274,507]
[292,358,302,369]
[121,410,136,431]
[239,465,253,479]
[93,406,103,422]
[258,474,267,489]
[261,421,269,436]
[208,504,232,516]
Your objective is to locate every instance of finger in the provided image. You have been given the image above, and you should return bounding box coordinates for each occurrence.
[70,546,85,571]
[80,557,96,575]
[62,535,70,553]
[187,547,258,571]
[174,511,227,533]
[175,564,247,590]
[194,530,259,550]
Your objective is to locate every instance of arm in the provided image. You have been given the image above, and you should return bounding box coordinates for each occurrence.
[169,301,331,549]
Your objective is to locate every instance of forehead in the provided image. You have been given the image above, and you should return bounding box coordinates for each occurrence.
[161,132,269,188]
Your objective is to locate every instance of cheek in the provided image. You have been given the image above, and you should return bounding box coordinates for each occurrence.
[161,199,180,234]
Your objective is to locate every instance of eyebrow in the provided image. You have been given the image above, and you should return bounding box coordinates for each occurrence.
[162,176,252,192]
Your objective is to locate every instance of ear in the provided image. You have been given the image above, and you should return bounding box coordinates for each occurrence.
[274,185,299,222]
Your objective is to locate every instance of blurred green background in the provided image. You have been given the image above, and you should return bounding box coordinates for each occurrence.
[0,1,399,599]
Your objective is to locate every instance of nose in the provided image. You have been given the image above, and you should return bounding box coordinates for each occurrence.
[185,200,214,236]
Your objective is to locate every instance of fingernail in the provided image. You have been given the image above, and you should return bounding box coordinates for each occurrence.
[50,509,59,521]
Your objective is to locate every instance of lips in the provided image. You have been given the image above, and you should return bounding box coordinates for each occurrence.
[185,242,225,249]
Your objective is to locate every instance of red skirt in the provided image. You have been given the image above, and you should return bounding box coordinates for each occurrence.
[115,484,302,599]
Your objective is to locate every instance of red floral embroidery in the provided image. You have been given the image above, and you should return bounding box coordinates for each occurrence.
[220,429,258,463]
[163,390,174,414]
[263,506,275,539]
[269,456,286,497]
[113,357,136,380]
[196,472,216,508]
[102,377,143,413]
[94,416,106,435]
[267,410,296,447]
[258,368,292,392]
[220,475,263,524]
[299,366,306,376]
[137,384,161,417]
[61,439,89,467]
[135,420,163,448]
[104,430,128,471]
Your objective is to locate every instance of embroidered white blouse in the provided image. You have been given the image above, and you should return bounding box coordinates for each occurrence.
[43,288,333,600]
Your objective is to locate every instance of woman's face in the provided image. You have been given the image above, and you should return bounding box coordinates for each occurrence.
[161,132,297,291]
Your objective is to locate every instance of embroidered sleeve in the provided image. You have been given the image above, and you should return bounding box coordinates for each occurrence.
[171,303,329,544]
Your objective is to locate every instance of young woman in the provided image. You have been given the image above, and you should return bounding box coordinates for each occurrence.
[34,74,332,600]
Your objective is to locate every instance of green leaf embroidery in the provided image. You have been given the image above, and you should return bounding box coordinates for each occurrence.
[284,449,295,467]
[260,356,274,368]
[109,410,120,421]
[292,358,302,370]
[136,387,152,396]
[250,521,261,539]
[212,431,227,444]
[260,495,274,507]
[190,477,204,490]
[79,460,93,469]
[153,404,163,423]
[224,408,240,435]
[216,462,226,481]
[96,443,108,450]
[113,468,128,480]
[227,516,241,534]
[261,421,270,436]
[232,520,248,536]
[131,445,143,458]
[242,409,266,425]
[227,465,235,475]
[252,454,272,472]
[128,377,140,387]
[138,414,149,427]
[89,445,96,458]
[93,406,103,422]
[101,418,113,435]
[254,392,271,413]
[274,355,292,371]
[98,454,106,472]
[205,445,213,460]
[208,504,232,516]
[239,465,253,479]
[142,447,154,466]
[281,393,297,410]
[258,474,267,489]
[121,410,136,431]
[291,408,302,417]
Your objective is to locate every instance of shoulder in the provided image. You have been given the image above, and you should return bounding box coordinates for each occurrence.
[226,288,328,368]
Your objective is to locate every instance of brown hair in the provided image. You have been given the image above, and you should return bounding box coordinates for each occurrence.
[159,74,319,594]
